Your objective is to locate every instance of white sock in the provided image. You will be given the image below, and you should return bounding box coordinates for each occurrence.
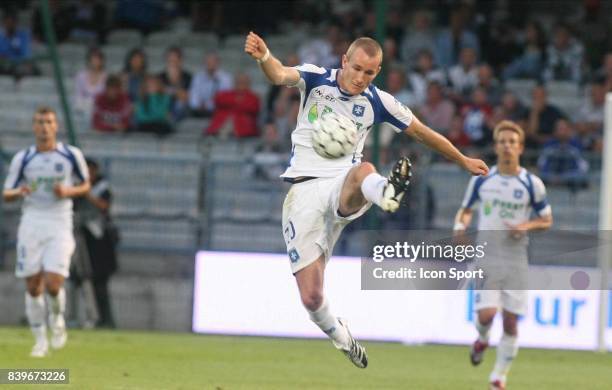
[25,293,47,342]
[490,333,519,383]
[360,173,387,208]
[46,288,66,328]
[308,298,350,349]
[476,318,492,343]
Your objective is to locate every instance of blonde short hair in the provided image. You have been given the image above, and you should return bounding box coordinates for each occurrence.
[346,37,383,64]
[33,106,57,119]
[493,120,525,144]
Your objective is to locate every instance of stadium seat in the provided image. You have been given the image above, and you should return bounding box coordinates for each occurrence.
[146,31,185,48]
[18,77,57,94]
[107,29,143,46]
[181,33,219,50]
[504,79,537,105]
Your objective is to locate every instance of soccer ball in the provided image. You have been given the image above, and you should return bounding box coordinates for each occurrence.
[311,112,358,159]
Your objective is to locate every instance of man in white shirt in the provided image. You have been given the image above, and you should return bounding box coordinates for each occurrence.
[245,32,488,369]
[454,120,553,389]
[188,53,233,117]
[3,107,90,357]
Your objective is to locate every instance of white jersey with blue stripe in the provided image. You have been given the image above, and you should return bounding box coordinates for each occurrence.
[3,142,89,225]
[461,165,551,231]
[281,64,414,178]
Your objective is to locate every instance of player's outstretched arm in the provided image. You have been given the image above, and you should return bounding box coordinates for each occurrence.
[454,207,473,232]
[404,117,489,176]
[244,31,299,86]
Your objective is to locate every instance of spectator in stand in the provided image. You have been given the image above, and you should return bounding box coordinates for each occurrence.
[418,81,456,135]
[448,46,479,101]
[502,21,547,81]
[575,78,606,152]
[400,10,436,67]
[298,24,342,69]
[595,52,612,92]
[386,67,416,108]
[447,114,471,148]
[538,119,589,191]
[477,64,503,106]
[158,46,192,121]
[543,23,584,83]
[189,52,233,118]
[32,0,73,43]
[435,6,480,68]
[526,85,565,148]
[121,48,147,103]
[491,91,528,129]
[0,9,37,77]
[266,91,299,153]
[134,74,173,136]
[206,73,260,138]
[67,0,107,44]
[92,75,132,133]
[407,49,446,106]
[461,86,493,147]
[74,47,107,120]
[250,124,289,181]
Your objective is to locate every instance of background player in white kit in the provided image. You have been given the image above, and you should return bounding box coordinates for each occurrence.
[245,32,489,368]
[3,107,90,357]
[453,121,552,389]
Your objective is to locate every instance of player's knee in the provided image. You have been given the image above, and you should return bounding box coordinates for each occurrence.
[26,284,43,297]
[45,281,62,296]
[301,290,324,312]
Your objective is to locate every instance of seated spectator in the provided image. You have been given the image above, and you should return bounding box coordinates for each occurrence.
[407,49,446,106]
[158,46,192,121]
[448,46,479,101]
[92,75,132,133]
[121,48,147,103]
[543,23,584,83]
[461,86,493,147]
[595,52,612,94]
[134,75,173,136]
[250,125,288,181]
[435,6,479,67]
[189,53,233,117]
[447,114,470,147]
[387,67,416,108]
[418,81,455,134]
[575,78,606,151]
[266,90,299,152]
[74,47,107,120]
[526,85,565,147]
[538,119,589,191]
[477,64,503,106]
[0,10,37,77]
[67,0,107,44]
[400,10,436,67]
[206,73,260,138]
[297,24,340,68]
[502,21,546,80]
[491,91,528,130]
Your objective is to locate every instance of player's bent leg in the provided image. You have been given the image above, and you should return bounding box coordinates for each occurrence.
[489,311,519,389]
[24,273,48,357]
[294,257,367,368]
[339,162,377,216]
[44,272,67,350]
[471,308,496,366]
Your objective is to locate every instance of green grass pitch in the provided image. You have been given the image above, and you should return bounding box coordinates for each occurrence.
[0,326,610,389]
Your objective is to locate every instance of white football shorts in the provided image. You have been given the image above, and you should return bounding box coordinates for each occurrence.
[281,168,371,274]
[15,220,75,278]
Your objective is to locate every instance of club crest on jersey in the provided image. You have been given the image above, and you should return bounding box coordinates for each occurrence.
[513,189,524,199]
[55,163,64,172]
[352,104,365,117]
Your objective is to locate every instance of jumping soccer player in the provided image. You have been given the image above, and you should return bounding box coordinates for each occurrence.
[3,107,90,357]
[245,32,488,368]
[454,120,553,389]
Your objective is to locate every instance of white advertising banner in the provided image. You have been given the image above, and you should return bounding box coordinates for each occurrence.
[193,251,612,350]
